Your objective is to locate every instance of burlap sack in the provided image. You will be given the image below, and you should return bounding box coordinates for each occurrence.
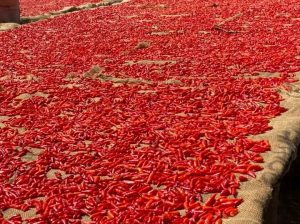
[224,73,300,224]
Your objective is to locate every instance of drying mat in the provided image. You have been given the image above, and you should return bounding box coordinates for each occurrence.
[224,73,300,224]
[1,0,300,223]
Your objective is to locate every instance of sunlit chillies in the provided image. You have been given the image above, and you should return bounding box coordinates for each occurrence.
[20,0,103,16]
[0,0,299,223]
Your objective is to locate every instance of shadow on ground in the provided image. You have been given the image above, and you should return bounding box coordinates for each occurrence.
[277,146,300,224]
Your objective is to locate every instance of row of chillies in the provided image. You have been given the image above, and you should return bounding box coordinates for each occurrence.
[20,0,104,16]
[0,0,300,223]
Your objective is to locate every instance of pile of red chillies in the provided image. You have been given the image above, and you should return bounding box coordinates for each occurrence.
[20,0,102,16]
[0,0,300,223]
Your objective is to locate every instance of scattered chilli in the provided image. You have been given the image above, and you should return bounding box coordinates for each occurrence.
[20,0,104,16]
[0,0,299,223]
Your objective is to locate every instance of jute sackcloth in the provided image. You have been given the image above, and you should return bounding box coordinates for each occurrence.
[224,72,300,224]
